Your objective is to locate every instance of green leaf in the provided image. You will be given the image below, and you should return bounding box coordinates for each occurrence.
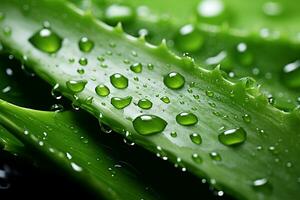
[0,0,300,199]
[74,0,300,110]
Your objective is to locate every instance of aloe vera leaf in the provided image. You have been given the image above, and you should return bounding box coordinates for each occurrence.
[0,54,221,200]
[0,0,300,199]
[73,0,300,110]
[0,100,162,199]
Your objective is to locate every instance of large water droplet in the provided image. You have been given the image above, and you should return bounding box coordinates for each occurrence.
[95,84,110,97]
[111,96,132,109]
[104,4,135,25]
[78,36,94,52]
[130,63,143,73]
[138,99,152,109]
[29,27,62,53]
[164,72,185,89]
[133,115,167,135]
[174,24,204,52]
[218,128,247,146]
[176,112,198,126]
[190,133,202,144]
[282,60,300,89]
[110,73,128,89]
[66,80,87,93]
[252,178,272,193]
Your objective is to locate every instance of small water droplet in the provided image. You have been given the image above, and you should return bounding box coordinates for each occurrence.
[242,114,251,123]
[77,68,85,74]
[95,84,110,97]
[176,112,198,126]
[130,63,143,73]
[50,104,64,112]
[205,90,214,97]
[78,36,94,52]
[174,24,204,52]
[160,96,170,104]
[197,0,225,20]
[104,4,135,25]
[110,73,128,89]
[164,72,185,90]
[190,133,202,144]
[282,60,300,89]
[252,178,272,193]
[111,96,132,109]
[71,162,83,172]
[29,27,62,53]
[147,64,154,70]
[51,83,62,99]
[133,115,167,135]
[79,57,88,66]
[262,1,282,17]
[170,131,177,138]
[138,99,152,109]
[66,80,87,93]
[209,152,222,161]
[218,128,247,146]
[268,96,275,105]
[191,153,202,164]
[97,56,105,62]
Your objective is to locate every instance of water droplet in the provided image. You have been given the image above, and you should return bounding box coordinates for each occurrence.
[282,60,300,89]
[95,84,110,97]
[51,83,62,99]
[242,114,251,123]
[262,1,282,17]
[160,96,170,104]
[176,112,198,126]
[205,90,214,97]
[170,131,177,138]
[111,96,132,109]
[71,162,83,172]
[50,104,64,112]
[147,64,154,70]
[252,178,272,193]
[218,128,247,146]
[138,99,152,109]
[110,73,128,89]
[174,24,203,52]
[197,0,225,21]
[164,72,185,89]
[97,56,105,62]
[191,153,202,164]
[190,133,202,144]
[66,80,87,93]
[130,63,143,73]
[78,36,94,52]
[209,152,222,161]
[133,115,167,135]
[104,4,135,25]
[268,96,275,105]
[77,68,85,74]
[79,57,88,66]
[29,27,62,53]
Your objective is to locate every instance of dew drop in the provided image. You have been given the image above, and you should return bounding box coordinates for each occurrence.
[147,64,154,70]
[130,63,143,73]
[282,60,300,89]
[242,114,251,123]
[133,115,167,135]
[205,90,214,97]
[77,68,85,74]
[29,27,62,53]
[111,96,132,109]
[209,152,222,161]
[66,80,87,93]
[190,133,202,144]
[197,0,225,21]
[176,112,198,126]
[164,72,185,89]
[218,128,247,146]
[78,36,94,52]
[104,4,135,25]
[95,84,110,97]
[191,153,202,164]
[51,83,62,99]
[160,96,170,104]
[138,99,152,110]
[262,1,282,17]
[174,24,204,52]
[252,178,272,193]
[170,131,177,138]
[110,73,128,89]
[79,57,88,66]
